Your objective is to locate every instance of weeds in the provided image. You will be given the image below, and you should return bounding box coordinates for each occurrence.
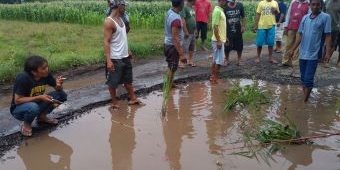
[161,73,172,115]
[224,81,270,111]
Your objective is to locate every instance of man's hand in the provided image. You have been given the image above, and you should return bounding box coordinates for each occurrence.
[39,94,53,102]
[179,55,187,64]
[217,41,222,49]
[277,23,281,27]
[271,7,278,14]
[252,26,257,33]
[225,38,229,46]
[241,26,245,33]
[184,32,189,39]
[107,60,115,72]
[56,76,64,88]
[284,28,288,36]
[286,50,293,60]
[128,50,134,60]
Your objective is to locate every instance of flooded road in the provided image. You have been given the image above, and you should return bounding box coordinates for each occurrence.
[1,80,340,170]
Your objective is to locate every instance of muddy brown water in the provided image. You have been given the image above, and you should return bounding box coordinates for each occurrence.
[0,79,340,170]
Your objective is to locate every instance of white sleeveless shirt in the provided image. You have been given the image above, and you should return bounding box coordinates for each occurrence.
[108,17,129,59]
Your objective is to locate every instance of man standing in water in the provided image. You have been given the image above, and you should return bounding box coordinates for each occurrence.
[287,0,332,102]
[210,0,228,84]
[253,0,280,64]
[164,0,185,88]
[223,0,246,66]
[104,0,145,109]
[10,55,67,137]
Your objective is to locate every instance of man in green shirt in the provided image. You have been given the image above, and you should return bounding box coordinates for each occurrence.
[210,0,228,84]
[180,0,197,67]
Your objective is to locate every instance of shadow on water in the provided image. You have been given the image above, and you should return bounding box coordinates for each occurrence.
[0,79,339,170]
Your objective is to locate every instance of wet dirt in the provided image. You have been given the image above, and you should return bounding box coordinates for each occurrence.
[1,80,339,170]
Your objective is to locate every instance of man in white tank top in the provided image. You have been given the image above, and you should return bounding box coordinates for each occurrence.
[104,0,145,109]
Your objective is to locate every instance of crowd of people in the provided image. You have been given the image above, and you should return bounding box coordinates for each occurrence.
[9,0,340,137]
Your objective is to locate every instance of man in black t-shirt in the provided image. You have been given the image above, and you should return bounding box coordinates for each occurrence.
[223,0,246,66]
[10,56,67,137]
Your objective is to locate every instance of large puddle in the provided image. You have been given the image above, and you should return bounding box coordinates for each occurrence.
[1,80,340,170]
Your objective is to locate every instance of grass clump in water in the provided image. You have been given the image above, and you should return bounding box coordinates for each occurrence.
[233,113,303,166]
[224,80,270,111]
[161,73,172,115]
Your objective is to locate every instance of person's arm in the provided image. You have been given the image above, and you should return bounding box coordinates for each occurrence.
[323,14,333,64]
[180,9,189,39]
[14,94,52,105]
[103,18,116,71]
[290,33,302,53]
[253,13,261,33]
[253,2,261,33]
[240,4,246,33]
[171,20,185,60]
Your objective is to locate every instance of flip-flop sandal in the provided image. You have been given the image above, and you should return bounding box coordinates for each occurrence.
[128,99,146,106]
[21,125,32,137]
[275,50,283,53]
[269,60,278,64]
[37,118,58,125]
[187,63,196,67]
[237,61,245,66]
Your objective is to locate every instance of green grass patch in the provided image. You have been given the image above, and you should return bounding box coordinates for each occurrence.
[0,20,164,82]
[224,80,271,111]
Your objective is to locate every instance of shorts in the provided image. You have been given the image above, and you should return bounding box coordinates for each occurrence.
[256,26,275,47]
[275,24,284,42]
[331,30,340,49]
[164,44,179,72]
[225,35,243,53]
[182,34,196,53]
[196,21,208,41]
[106,58,133,88]
[212,41,225,65]
[299,59,318,89]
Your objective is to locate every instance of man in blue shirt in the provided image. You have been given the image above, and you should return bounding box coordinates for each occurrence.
[287,0,332,102]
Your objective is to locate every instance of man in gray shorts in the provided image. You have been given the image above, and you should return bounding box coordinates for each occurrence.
[104,0,145,109]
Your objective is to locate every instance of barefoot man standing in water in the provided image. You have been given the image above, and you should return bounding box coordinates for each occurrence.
[104,0,145,109]
[287,0,332,102]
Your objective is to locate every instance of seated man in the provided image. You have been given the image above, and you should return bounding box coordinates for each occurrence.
[10,55,67,137]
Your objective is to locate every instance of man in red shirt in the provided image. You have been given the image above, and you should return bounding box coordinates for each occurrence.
[195,0,212,51]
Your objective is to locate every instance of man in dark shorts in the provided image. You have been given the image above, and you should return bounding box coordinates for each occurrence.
[224,0,246,66]
[10,55,67,136]
[104,0,145,109]
[164,0,185,87]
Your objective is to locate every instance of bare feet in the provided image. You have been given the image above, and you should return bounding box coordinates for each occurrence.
[21,123,32,137]
[255,57,260,63]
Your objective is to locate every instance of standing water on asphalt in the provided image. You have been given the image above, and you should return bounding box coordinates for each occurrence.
[0,79,340,170]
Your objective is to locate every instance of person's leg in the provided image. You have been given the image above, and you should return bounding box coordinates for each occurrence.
[303,59,318,102]
[275,25,283,52]
[196,22,201,40]
[105,59,123,108]
[235,35,244,65]
[165,45,179,88]
[11,102,40,136]
[268,26,277,63]
[214,43,225,83]
[299,59,307,98]
[37,90,68,124]
[188,35,196,66]
[255,29,265,63]
[224,36,233,66]
[201,22,208,51]
[282,30,295,65]
[211,41,219,82]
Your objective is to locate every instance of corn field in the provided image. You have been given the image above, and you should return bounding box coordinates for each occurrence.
[0,1,257,30]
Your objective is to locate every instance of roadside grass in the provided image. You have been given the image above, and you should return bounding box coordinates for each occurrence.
[0,19,256,82]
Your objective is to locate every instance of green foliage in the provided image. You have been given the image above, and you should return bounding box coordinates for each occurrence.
[161,73,172,115]
[224,81,271,111]
[0,1,258,30]
[233,112,302,166]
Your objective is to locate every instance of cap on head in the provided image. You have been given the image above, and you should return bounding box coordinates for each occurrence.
[108,0,128,8]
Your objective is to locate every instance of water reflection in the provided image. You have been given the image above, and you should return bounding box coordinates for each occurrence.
[17,135,72,170]
[162,86,194,170]
[109,106,138,170]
